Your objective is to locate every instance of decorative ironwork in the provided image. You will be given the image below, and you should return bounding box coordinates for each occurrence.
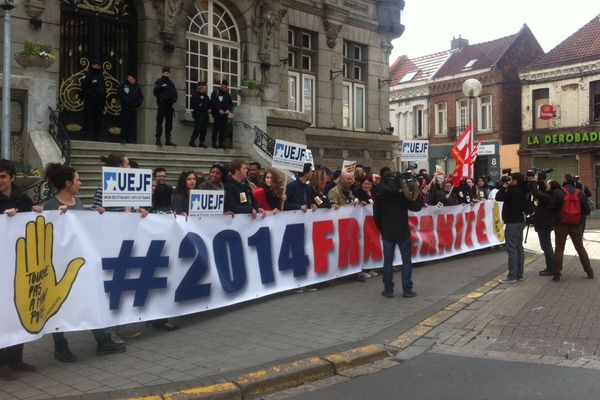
[102,61,121,116]
[62,0,130,16]
[236,121,275,157]
[59,57,88,113]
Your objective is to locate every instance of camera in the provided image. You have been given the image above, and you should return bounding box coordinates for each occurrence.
[500,175,511,183]
[501,168,512,175]
[526,167,553,182]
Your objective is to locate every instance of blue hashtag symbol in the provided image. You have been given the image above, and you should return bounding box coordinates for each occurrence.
[102,240,169,310]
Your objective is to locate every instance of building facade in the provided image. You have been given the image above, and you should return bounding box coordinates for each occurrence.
[519,15,600,205]
[0,0,405,172]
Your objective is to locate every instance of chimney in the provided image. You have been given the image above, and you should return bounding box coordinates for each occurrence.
[451,35,469,50]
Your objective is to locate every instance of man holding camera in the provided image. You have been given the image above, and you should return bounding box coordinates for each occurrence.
[373,172,422,298]
[529,172,558,276]
[495,172,528,283]
[552,173,593,282]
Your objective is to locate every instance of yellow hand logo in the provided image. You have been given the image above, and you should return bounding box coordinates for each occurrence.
[492,201,505,242]
[14,216,86,334]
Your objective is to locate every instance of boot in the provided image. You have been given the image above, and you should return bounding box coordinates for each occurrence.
[155,137,162,146]
[165,140,176,146]
[96,334,127,356]
[54,338,77,362]
[0,365,16,381]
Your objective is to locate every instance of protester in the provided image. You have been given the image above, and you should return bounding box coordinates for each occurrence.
[93,153,130,213]
[81,58,105,141]
[427,179,446,206]
[149,183,174,214]
[248,162,263,187]
[371,173,382,196]
[374,171,423,298]
[224,159,263,216]
[199,163,226,190]
[172,170,198,215]
[456,177,478,204]
[285,163,313,211]
[476,177,490,200]
[328,171,356,206]
[153,167,170,187]
[552,173,593,282]
[530,178,559,276]
[0,159,36,380]
[353,175,374,204]
[153,66,177,146]
[211,79,233,149]
[310,169,334,209]
[118,73,143,144]
[253,168,285,211]
[189,81,210,148]
[323,167,336,194]
[42,163,126,362]
[441,180,458,206]
[495,172,527,283]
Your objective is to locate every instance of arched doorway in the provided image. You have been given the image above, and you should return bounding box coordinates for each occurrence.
[58,0,137,142]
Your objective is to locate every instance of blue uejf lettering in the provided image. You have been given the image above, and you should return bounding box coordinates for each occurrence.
[404,142,428,153]
[275,143,306,161]
[116,173,151,192]
[200,194,224,210]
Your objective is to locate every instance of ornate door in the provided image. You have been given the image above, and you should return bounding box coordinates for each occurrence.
[59,0,137,141]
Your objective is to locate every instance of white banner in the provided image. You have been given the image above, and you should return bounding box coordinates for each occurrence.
[101,167,152,207]
[188,190,225,216]
[0,201,504,348]
[401,140,429,162]
[272,139,308,172]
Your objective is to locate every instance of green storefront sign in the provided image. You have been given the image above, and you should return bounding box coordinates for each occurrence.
[527,132,600,146]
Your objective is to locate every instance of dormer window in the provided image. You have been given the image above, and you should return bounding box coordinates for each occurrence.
[399,70,418,83]
[463,59,477,70]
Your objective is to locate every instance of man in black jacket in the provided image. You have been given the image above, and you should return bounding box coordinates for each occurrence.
[530,178,559,276]
[495,172,527,283]
[285,163,313,211]
[189,81,210,148]
[153,66,177,146]
[373,173,422,298]
[224,159,264,217]
[81,59,105,141]
[0,159,36,381]
[118,73,144,144]
[552,173,593,282]
[211,80,233,149]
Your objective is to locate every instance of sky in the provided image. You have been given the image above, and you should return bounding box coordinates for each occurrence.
[389,1,600,63]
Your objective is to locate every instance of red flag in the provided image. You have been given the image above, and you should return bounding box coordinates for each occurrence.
[468,137,482,165]
[449,124,473,186]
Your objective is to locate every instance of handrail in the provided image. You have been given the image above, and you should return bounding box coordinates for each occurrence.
[21,107,72,204]
[235,121,275,157]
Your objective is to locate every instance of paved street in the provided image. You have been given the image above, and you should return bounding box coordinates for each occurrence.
[2,242,509,399]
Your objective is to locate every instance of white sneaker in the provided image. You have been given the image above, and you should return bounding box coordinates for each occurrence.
[109,331,125,344]
[368,271,379,277]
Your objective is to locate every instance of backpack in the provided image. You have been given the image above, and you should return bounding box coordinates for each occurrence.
[559,187,582,225]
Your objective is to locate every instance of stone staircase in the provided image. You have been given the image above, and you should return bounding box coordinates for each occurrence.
[70,141,250,205]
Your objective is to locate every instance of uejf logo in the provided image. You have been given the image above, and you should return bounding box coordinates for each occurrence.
[274,143,285,158]
[104,172,118,191]
[274,143,306,161]
[190,194,202,211]
[190,192,224,214]
[103,171,151,193]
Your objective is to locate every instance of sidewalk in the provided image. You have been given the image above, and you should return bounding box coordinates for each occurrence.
[2,244,512,400]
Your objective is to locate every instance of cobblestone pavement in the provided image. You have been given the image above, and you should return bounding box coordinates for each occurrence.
[2,244,509,400]
[432,220,600,369]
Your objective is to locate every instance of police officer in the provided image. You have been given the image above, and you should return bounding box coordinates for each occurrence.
[189,81,210,148]
[153,66,177,146]
[210,79,233,149]
[118,73,144,144]
[81,58,106,141]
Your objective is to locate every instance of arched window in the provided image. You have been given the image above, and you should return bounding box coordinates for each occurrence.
[186,0,240,109]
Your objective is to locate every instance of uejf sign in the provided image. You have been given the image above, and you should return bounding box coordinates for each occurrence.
[102,167,152,207]
[401,140,429,162]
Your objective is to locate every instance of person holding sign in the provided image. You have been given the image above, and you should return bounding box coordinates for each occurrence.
[224,160,264,217]
[172,170,198,215]
[310,169,334,209]
[328,171,356,206]
[285,163,313,212]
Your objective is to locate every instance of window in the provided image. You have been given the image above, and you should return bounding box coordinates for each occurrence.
[186,0,240,110]
[478,95,492,131]
[435,102,447,136]
[342,41,367,131]
[463,59,477,71]
[413,106,424,137]
[399,70,418,83]
[457,99,470,130]
[288,27,317,125]
[591,80,600,123]
[533,88,549,129]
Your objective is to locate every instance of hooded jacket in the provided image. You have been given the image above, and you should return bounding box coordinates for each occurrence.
[373,179,422,241]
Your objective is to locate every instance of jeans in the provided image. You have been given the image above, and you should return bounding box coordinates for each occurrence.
[554,223,592,277]
[382,238,413,294]
[505,222,525,279]
[537,229,554,272]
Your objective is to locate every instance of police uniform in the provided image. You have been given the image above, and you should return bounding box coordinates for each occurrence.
[189,81,210,148]
[80,59,106,141]
[118,74,144,143]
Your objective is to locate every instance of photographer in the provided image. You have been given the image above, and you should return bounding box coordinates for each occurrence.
[373,172,422,298]
[495,172,528,283]
[528,174,559,276]
[552,173,593,282]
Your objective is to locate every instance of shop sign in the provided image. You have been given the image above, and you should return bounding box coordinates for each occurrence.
[538,104,556,120]
[527,131,600,146]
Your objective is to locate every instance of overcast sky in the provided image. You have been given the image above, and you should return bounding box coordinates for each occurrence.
[390,1,600,63]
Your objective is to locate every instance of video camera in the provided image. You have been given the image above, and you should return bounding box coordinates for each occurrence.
[386,163,420,197]
[526,167,553,182]
[500,168,512,184]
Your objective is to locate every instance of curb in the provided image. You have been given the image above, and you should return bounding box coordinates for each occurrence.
[126,254,542,400]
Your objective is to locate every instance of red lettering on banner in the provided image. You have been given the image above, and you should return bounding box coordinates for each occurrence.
[454,213,464,249]
[476,203,489,244]
[312,220,335,273]
[338,218,360,268]
[418,216,436,256]
[464,211,475,247]
[409,216,419,256]
[437,214,454,253]
[363,216,382,262]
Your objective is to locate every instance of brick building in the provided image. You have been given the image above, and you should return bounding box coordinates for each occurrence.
[519,14,600,206]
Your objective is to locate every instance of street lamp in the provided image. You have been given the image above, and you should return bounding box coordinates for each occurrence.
[462,78,482,172]
[1,0,16,160]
